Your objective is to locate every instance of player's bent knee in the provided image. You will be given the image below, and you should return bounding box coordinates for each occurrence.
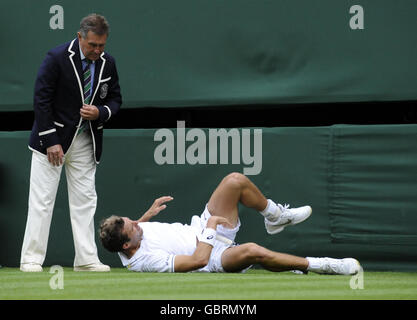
[223,172,247,189]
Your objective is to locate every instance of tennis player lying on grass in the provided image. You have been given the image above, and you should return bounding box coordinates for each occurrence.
[99,172,361,275]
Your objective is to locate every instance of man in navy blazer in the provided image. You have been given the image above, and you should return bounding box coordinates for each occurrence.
[21,14,122,272]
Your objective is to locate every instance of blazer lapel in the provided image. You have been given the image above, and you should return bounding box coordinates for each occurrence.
[91,52,106,104]
[73,43,84,84]
[92,58,102,100]
[67,38,84,104]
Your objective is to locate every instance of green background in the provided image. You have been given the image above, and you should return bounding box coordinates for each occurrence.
[1,125,417,271]
[1,0,416,111]
[1,0,416,272]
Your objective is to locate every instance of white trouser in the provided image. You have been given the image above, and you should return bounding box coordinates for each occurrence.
[21,130,100,267]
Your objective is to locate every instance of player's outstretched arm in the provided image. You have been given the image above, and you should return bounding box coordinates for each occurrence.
[136,196,174,223]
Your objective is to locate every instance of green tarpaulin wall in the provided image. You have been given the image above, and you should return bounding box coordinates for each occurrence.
[1,125,416,271]
[1,0,417,111]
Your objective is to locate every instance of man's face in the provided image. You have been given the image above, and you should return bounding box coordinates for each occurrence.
[122,217,143,250]
[77,31,107,61]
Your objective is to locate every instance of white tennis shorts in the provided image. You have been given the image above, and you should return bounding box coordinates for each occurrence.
[190,205,243,273]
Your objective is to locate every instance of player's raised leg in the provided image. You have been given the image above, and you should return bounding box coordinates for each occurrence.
[207,172,312,233]
[207,172,268,226]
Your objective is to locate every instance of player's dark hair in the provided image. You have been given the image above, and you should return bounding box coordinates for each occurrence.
[99,215,129,252]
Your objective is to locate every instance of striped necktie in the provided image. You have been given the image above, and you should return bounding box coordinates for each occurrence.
[83,59,92,104]
[78,59,92,135]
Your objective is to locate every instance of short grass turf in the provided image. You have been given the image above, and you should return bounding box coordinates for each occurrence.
[1,267,416,300]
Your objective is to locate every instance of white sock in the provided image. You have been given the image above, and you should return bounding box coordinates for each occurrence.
[259,199,279,221]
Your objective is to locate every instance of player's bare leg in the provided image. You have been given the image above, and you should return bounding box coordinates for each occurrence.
[207,172,267,226]
[221,242,309,272]
[206,172,311,234]
[221,242,361,275]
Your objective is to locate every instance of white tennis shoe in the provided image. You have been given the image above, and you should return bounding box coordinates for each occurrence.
[307,257,361,275]
[264,204,312,234]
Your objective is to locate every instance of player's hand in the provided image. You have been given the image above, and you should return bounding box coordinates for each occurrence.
[80,104,99,120]
[46,144,64,166]
[137,196,174,222]
[206,216,234,230]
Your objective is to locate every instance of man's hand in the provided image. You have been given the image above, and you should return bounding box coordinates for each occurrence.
[136,196,174,223]
[206,216,234,230]
[46,144,64,166]
[80,104,99,120]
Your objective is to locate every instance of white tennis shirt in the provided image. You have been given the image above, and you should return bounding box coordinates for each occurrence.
[118,221,198,272]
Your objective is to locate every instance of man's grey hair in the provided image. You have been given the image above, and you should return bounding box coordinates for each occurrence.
[79,13,110,38]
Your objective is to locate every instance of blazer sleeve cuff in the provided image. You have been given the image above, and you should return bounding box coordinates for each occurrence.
[39,129,60,149]
[97,105,112,122]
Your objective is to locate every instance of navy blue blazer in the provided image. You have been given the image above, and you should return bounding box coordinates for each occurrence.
[29,38,122,163]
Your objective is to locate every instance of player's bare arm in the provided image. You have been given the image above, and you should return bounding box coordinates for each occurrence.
[136,196,174,223]
[173,216,233,272]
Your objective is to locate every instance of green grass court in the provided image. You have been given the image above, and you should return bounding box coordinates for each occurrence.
[1,267,416,300]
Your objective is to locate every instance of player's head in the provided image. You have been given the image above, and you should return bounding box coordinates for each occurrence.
[99,215,127,252]
[99,215,142,253]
